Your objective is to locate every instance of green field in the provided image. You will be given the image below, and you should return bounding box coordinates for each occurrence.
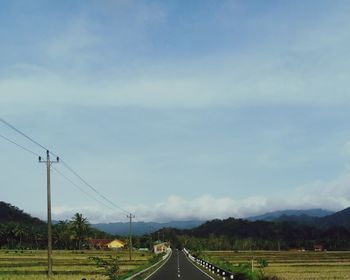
[0,249,153,280]
[203,250,350,279]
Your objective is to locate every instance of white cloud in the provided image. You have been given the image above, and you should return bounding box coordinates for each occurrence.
[50,169,350,223]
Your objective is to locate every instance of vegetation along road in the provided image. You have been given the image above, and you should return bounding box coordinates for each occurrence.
[147,249,213,280]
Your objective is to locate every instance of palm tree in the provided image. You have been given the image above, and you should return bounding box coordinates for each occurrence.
[13,224,27,248]
[53,220,71,249]
[5,222,16,248]
[0,224,6,247]
[31,227,45,249]
[69,213,90,250]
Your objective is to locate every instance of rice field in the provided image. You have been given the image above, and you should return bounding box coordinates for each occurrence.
[0,249,153,280]
[203,250,350,279]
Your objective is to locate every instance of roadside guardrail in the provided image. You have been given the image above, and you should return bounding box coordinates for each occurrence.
[183,248,235,280]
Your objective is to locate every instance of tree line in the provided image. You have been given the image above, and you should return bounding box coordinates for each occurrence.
[157,218,350,251]
[0,213,111,250]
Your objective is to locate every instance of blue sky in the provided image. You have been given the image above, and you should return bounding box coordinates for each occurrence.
[2,0,350,222]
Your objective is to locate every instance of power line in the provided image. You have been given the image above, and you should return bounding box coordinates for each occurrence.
[0,131,122,213]
[0,118,48,151]
[59,159,130,214]
[0,133,40,157]
[52,166,117,212]
[0,117,132,215]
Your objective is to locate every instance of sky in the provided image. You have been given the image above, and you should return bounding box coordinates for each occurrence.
[2,0,350,223]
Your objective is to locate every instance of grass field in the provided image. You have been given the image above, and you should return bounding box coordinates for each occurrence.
[0,249,153,280]
[203,250,350,280]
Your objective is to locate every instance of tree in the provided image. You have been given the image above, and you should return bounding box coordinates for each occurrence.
[90,256,119,280]
[53,220,72,249]
[69,213,90,250]
[13,224,27,248]
[0,224,5,246]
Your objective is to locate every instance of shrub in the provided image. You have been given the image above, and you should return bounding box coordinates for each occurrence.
[89,256,119,280]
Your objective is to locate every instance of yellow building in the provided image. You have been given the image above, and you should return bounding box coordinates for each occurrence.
[107,239,125,249]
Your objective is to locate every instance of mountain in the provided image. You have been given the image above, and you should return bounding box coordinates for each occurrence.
[263,207,350,229]
[169,206,350,249]
[92,220,205,235]
[318,207,350,228]
[275,214,318,224]
[0,201,44,225]
[170,214,350,251]
[247,209,334,221]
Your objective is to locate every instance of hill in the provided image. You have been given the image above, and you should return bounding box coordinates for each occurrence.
[319,207,350,228]
[0,201,115,250]
[159,206,350,251]
[269,207,350,229]
[92,220,204,235]
[0,201,44,226]
[247,209,334,221]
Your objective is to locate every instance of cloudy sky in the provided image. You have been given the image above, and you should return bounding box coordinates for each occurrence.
[2,0,350,223]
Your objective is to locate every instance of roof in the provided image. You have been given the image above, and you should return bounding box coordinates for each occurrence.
[89,239,113,246]
[108,239,125,245]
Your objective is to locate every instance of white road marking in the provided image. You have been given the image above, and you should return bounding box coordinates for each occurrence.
[177,250,181,278]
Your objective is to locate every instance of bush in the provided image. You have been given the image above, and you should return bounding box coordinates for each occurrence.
[149,253,165,264]
[89,256,119,280]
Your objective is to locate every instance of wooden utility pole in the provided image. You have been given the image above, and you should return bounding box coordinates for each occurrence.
[149,225,153,250]
[127,213,135,261]
[39,150,59,278]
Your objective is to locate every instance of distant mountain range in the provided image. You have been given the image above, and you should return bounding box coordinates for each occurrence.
[91,220,205,236]
[174,206,350,250]
[273,207,350,229]
[91,208,341,235]
[2,199,350,238]
[2,200,350,251]
[247,208,334,221]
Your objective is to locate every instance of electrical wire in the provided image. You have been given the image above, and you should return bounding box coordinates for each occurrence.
[0,133,41,157]
[52,166,118,212]
[0,117,132,216]
[59,159,130,215]
[0,131,119,213]
[0,118,48,151]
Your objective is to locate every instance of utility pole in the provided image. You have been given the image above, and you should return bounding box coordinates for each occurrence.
[149,225,153,251]
[127,213,135,261]
[39,150,59,278]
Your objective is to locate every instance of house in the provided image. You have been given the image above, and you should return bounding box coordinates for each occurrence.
[89,239,125,250]
[89,239,111,250]
[107,239,125,249]
[153,241,170,254]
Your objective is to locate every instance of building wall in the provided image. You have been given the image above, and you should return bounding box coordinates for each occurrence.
[153,243,168,254]
[108,240,125,249]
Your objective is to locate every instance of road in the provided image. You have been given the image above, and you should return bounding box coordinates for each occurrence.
[147,249,213,280]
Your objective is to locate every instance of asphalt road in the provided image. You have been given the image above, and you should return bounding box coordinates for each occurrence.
[147,249,213,280]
